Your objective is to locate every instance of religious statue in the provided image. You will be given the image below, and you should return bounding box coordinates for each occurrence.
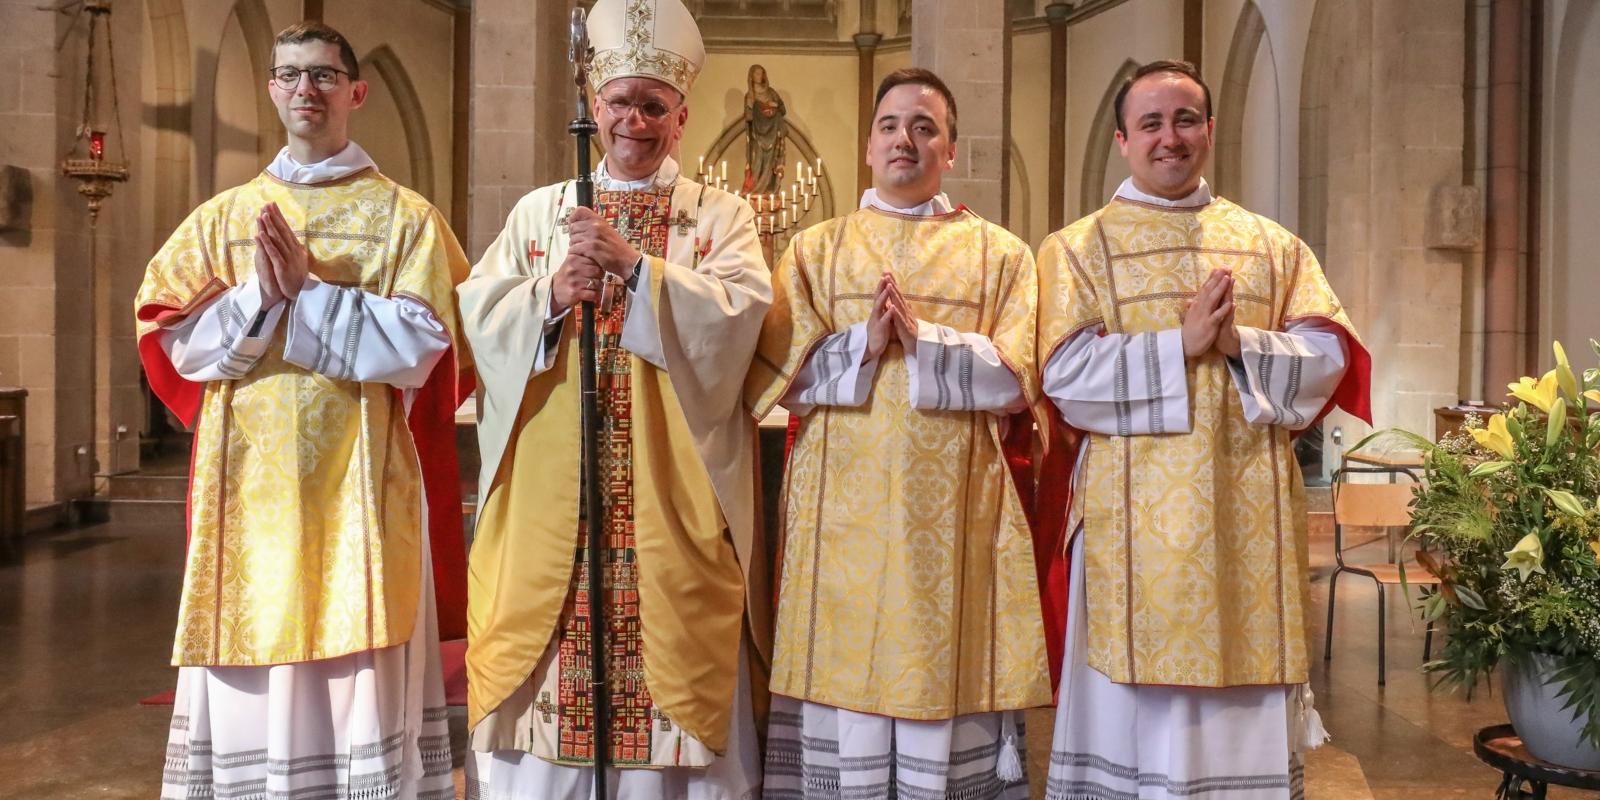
[743,64,787,195]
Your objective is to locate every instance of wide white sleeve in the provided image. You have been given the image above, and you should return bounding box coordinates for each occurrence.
[158,277,286,381]
[778,322,882,416]
[619,257,666,370]
[905,320,1026,413]
[1042,325,1190,435]
[1226,319,1349,430]
[281,276,451,388]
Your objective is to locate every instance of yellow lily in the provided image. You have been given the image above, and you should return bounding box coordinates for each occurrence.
[1591,540,1600,563]
[1502,532,1547,581]
[1469,413,1515,458]
[1585,389,1600,406]
[1553,341,1580,401]
[1508,371,1560,414]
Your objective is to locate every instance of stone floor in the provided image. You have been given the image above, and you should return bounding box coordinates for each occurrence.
[0,517,1593,799]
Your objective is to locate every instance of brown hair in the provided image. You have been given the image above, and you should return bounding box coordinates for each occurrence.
[1113,59,1212,135]
[273,21,360,80]
[873,67,959,141]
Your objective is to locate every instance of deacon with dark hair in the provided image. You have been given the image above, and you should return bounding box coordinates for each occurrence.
[1035,59,1372,799]
[135,20,472,800]
[746,67,1052,800]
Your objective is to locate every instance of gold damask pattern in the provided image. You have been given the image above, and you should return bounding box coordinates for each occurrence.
[747,208,1051,720]
[1037,196,1362,688]
[135,170,462,667]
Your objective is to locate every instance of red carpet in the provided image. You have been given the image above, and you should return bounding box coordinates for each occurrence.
[139,639,469,707]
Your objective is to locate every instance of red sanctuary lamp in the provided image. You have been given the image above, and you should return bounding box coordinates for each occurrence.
[58,0,129,223]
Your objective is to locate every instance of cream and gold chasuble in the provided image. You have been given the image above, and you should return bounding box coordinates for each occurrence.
[133,170,466,667]
[460,172,771,759]
[746,207,1052,720]
[1037,195,1366,688]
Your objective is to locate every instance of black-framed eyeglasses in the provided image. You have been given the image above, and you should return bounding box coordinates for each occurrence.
[268,65,350,91]
[598,95,680,121]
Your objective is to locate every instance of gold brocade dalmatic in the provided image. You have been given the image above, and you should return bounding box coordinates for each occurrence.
[133,170,465,667]
[746,207,1052,720]
[1036,195,1365,688]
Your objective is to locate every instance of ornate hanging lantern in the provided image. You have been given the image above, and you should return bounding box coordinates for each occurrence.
[57,0,128,222]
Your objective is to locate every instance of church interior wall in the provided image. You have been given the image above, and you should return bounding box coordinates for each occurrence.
[1065,0,1183,221]
[0,0,65,505]
[330,0,457,217]
[1008,27,1049,247]
[1545,0,1600,369]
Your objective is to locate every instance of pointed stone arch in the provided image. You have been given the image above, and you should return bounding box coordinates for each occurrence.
[143,0,193,239]
[202,0,278,193]
[361,45,436,201]
[1080,58,1138,216]
[1298,0,1336,262]
[1214,0,1269,201]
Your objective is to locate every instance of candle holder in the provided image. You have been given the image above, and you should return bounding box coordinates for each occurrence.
[696,157,824,241]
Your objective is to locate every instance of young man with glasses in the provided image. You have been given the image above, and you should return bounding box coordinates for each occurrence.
[135,21,471,800]
[458,0,771,797]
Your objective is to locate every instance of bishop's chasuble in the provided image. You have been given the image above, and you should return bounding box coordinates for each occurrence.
[1036,189,1371,690]
[747,204,1053,721]
[460,157,771,766]
[134,167,472,669]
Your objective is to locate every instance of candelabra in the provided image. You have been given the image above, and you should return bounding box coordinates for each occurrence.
[696,156,824,239]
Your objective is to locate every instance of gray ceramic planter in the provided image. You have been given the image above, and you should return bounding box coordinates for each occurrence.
[1502,653,1600,770]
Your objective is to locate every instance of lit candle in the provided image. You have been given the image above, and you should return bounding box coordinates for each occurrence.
[803,194,812,212]
[698,155,705,177]
[720,160,727,182]
[816,157,823,176]
[781,209,788,228]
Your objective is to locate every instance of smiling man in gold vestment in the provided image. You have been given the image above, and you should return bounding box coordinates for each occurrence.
[747,68,1051,800]
[458,1,772,797]
[1036,60,1372,800]
[134,22,470,800]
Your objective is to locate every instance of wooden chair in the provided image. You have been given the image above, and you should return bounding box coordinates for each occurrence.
[1323,466,1439,686]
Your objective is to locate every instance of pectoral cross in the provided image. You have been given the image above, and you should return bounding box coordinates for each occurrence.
[557,208,575,232]
[650,707,673,732]
[536,691,556,723]
[671,209,697,236]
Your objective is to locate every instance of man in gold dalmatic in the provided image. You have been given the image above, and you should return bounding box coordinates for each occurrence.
[1036,60,1372,800]
[746,68,1051,800]
[458,0,771,797]
[134,22,471,800]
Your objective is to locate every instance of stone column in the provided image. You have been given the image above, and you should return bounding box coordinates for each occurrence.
[1331,1,1465,438]
[854,32,881,198]
[1046,3,1068,232]
[910,0,1008,223]
[1482,0,1535,392]
[467,0,571,260]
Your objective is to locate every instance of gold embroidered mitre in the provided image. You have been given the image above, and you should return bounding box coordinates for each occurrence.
[588,0,705,96]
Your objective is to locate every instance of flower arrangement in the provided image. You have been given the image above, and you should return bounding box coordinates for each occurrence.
[1383,341,1600,748]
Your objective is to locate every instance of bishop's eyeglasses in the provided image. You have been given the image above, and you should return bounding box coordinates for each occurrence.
[268,65,351,91]
[598,96,680,121]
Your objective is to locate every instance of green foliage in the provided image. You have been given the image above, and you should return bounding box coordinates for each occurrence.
[1396,346,1600,748]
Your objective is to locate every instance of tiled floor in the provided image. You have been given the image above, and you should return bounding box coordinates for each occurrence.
[0,519,1593,798]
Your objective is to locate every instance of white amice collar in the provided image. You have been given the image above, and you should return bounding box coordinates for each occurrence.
[859,188,956,217]
[596,156,680,191]
[1114,177,1214,208]
[266,141,377,184]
